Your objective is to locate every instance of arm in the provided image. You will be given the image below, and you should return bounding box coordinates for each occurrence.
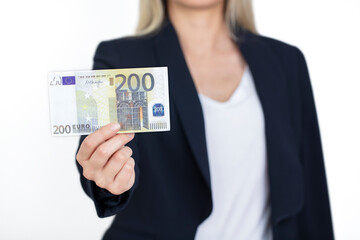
[296,48,334,238]
[75,42,140,218]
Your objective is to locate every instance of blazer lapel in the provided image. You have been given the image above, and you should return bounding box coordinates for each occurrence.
[237,30,304,225]
[153,20,211,189]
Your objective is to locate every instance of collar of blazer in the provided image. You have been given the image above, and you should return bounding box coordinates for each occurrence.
[153,18,304,225]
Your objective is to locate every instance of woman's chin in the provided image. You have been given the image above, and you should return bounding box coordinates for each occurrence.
[168,0,224,10]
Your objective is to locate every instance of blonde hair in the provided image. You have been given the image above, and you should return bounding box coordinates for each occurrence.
[136,0,257,36]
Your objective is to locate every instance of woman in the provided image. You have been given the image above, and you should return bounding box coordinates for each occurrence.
[75,0,334,239]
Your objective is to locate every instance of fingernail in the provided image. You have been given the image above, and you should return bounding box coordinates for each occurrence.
[111,122,121,130]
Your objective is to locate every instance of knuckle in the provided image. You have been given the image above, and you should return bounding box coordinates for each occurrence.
[98,130,108,140]
[76,153,83,164]
[123,159,135,173]
[108,184,123,195]
[123,146,133,157]
[111,155,123,166]
[95,175,108,189]
[83,169,94,180]
[126,174,135,191]
[115,133,126,142]
[128,157,135,167]
[123,185,130,192]
[114,150,126,161]
[116,134,131,147]
[111,189,122,195]
[119,185,128,194]
[83,138,94,149]
[96,145,108,158]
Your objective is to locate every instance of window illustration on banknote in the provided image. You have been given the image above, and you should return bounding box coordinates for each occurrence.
[116,90,149,130]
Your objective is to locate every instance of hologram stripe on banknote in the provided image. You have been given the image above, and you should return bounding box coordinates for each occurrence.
[48,67,170,136]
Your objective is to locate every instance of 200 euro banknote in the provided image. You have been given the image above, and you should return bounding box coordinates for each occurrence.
[48,67,170,136]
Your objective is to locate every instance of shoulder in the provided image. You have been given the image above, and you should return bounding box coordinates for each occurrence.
[240,27,305,62]
[256,33,305,66]
[93,33,157,68]
[241,30,308,76]
[96,33,155,55]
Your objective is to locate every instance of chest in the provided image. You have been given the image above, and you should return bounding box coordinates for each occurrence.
[184,49,246,102]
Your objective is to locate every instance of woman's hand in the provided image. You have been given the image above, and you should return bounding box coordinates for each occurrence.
[76,122,135,195]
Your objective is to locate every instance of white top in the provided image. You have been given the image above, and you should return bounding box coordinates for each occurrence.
[195,66,272,240]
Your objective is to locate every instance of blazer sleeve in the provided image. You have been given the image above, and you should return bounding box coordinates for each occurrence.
[75,41,140,218]
[296,48,334,238]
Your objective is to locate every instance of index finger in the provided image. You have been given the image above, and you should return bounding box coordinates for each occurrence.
[77,122,121,162]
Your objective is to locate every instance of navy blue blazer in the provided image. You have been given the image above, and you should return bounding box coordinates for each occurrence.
[76,19,334,240]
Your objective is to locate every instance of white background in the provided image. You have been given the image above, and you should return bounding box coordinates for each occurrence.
[0,0,359,239]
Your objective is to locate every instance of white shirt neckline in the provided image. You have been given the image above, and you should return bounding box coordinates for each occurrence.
[198,65,252,107]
